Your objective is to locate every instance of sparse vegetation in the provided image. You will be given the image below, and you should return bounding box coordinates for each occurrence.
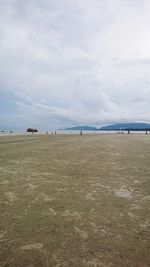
[27,128,38,133]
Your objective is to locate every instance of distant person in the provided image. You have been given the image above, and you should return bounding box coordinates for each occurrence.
[80,130,82,136]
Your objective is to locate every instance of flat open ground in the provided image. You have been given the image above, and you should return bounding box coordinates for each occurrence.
[0,134,150,267]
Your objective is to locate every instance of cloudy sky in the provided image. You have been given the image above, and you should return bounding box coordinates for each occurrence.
[0,0,150,130]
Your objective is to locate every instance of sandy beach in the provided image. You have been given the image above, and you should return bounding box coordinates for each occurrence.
[0,134,150,266]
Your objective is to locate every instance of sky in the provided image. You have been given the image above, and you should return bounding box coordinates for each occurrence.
[0,0,150,130]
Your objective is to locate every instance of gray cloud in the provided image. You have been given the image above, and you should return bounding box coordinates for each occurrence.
[0,0,150,129]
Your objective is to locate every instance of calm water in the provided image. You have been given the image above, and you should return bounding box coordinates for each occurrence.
[0,130,149,136]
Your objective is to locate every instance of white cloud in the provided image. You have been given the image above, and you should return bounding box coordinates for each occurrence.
[0,0,150,128]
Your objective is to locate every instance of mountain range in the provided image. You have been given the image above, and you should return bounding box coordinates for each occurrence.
[63,123,150,131]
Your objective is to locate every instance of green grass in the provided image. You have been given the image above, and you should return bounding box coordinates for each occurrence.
[0,134,150,267]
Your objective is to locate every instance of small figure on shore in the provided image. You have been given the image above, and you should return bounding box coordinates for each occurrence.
[55,131,57,135]
[80,130,82,136]
[128,130,130,134]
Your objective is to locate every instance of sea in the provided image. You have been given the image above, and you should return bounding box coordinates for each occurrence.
[0,130,149,136]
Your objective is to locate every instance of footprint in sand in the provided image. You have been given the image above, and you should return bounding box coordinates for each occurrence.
[83,259,112,267]
[41,193,55,202]
[0,230,7,241]
[5,192,17,203]
[49,208,57,216]
[21,243,43,250]
[62,209,81,219]
[74,226,88,240]
[114,187,132,199]
[85,193,95,201]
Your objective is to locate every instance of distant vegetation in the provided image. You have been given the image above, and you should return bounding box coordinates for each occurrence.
[99,123,150,131]
[27,128,38,133]
[63,126,97,131]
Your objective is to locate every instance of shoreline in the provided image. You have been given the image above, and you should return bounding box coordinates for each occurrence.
[0,130,149,137]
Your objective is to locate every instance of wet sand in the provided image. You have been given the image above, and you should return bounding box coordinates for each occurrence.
[0,134,150,266]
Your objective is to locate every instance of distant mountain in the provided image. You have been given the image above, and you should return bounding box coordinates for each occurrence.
[62,126,98,131]
[99,123,150,131]
[62,123,150,131]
